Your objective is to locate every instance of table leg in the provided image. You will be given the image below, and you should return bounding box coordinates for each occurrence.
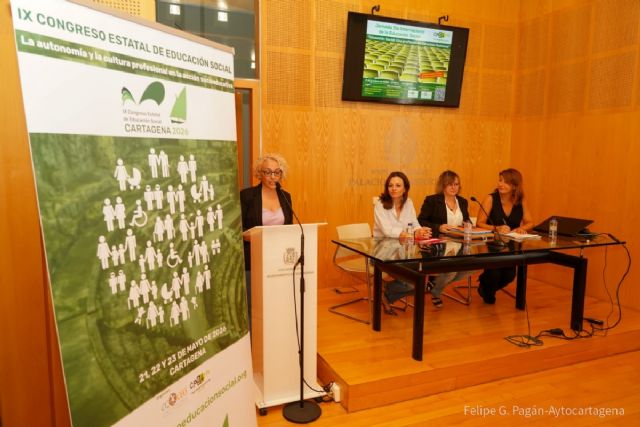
[373,264,382,331]
[515,264,527,310]
[412,275,425,361]
[571,257,588,331]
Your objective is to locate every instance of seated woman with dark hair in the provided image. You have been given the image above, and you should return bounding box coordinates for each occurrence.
[418,170,475,308]
[373,171,431,310]
[475,168,534,304]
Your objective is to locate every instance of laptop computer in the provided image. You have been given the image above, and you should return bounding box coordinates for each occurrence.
[533,216,593,237]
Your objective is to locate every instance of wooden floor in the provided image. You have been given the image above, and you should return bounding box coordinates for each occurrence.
[258,278,640,426]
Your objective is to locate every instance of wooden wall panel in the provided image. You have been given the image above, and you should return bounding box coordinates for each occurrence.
[512,0,640,311]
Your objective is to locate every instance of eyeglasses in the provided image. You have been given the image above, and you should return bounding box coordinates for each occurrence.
[261,169,283,178]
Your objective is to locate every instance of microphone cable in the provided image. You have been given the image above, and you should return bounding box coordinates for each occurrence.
[278,184,326,395]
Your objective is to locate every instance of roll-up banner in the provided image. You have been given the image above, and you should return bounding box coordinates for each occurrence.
[10,0,256,425]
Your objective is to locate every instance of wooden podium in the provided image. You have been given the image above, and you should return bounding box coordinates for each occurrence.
[246,223,326,413]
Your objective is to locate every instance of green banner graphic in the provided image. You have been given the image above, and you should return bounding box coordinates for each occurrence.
[31,133,245,426]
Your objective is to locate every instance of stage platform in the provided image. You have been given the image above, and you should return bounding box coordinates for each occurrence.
[316,277,640,413]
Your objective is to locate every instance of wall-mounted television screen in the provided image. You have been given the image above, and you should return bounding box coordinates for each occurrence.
[342,12,469,108]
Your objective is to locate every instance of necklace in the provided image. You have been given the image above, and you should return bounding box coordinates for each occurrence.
[445,197,456,210]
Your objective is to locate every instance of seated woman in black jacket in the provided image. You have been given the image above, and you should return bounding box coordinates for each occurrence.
[417,170,475,308]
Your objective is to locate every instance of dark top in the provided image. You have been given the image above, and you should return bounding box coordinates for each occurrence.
[488,190,523,229]
[240,183,293,270]
[417,194,470,237]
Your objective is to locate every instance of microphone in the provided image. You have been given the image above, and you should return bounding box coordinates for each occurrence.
[470,196,506,248]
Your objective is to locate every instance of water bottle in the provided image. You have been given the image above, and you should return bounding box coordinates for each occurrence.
[405,222,415,244]
[549,217,558,243]
[463,220,473,244]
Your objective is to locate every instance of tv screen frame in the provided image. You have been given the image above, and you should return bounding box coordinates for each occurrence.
[341,12,469,108]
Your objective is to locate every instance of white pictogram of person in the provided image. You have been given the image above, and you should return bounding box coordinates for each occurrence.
[153,217,165,242]
[117,270,126,292]
[170,301,180,326]
[161,282,172,304]
[128,280,140,309]
[117,244,126,265]
[108,272,118,294]
[206,206,215,231]
[157,305,165,324]
[114,197,126,230]
[195,210,204,237]
[97,236,110,270]
[146,301,159,328]
[166,242,182,268]
[192,240,200,266]
[138,254,146,273]
[179,296,190,321]
[177,155,189,184]
[176,184,186,213]
[199,240,209,265]
[191,296,198,310]
[164,214,175,240]
[143,185,155,211]
[144,241,157,271]
[148,148,159,178]
[188,154,197,183]
[154,184,164,210]
[187,251,193,268]
[110,245,119,267]
[215,204,223,229]
[151,280,158,300]
[208,184,214,201]
[114,158,129,191]
[203,264,211,290]
[159,150,170,177]
[130,200,148,227]
[199,176,210,202]
[211,239,221,255]
[139,274,151,304]
[179,214,189,241]
[103,199,116,232]
[181,267,190,296]
[156,249,164,268]
[124,229,137,261]
[171,271,182,299]
[188,221,197,240]
[166,185,177,215]
[135,306,145,325]
[195,270,204,294]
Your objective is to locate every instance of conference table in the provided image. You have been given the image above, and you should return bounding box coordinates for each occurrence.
[332,233,622,361]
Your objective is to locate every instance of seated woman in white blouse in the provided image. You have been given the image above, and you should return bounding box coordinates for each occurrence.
[373,171,431,309]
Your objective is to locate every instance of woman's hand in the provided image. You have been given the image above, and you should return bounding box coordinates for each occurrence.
[416,227,432,239]
[438,224,449,234]
[513,227,526,234]
[496,225,511,234]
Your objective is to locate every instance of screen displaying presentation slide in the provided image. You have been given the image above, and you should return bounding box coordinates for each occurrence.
[362,19,453,101]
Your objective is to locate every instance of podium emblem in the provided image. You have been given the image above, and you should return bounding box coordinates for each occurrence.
[283,247,298,265]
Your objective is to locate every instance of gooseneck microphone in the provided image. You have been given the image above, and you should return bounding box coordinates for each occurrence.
[277,182,304,265]
[276,182,322,423]
[470,196,506,248]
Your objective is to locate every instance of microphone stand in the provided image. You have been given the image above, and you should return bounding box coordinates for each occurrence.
[470,196,506,248]
[278,185,321,424]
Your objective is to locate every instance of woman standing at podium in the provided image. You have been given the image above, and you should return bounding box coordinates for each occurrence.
[476,168,534,304]
[240,153,293,327]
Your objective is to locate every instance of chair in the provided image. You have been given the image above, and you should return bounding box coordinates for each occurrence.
[329,223,373,324]
[443,276,473,305]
